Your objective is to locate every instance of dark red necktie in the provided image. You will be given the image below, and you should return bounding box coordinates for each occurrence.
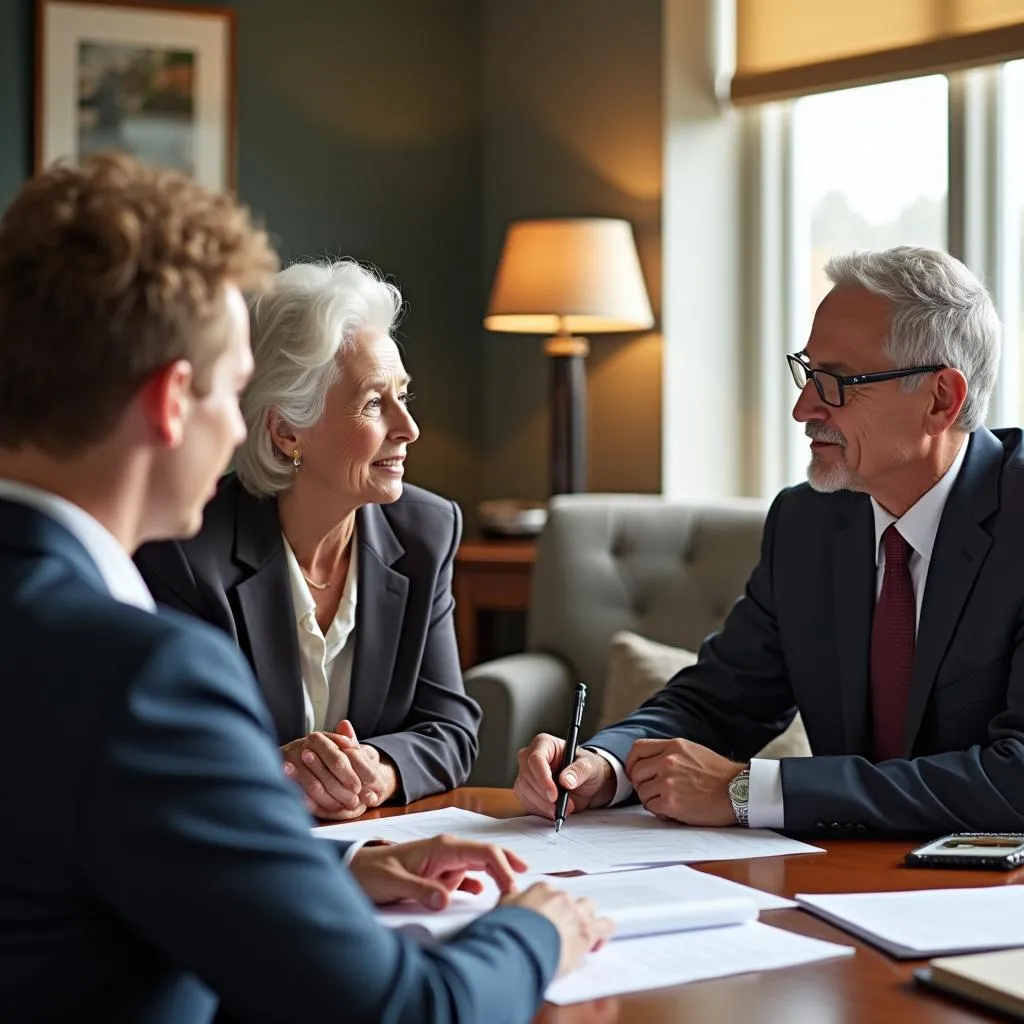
[870,525,915,762]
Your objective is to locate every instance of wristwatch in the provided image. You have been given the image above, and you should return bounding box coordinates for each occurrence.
[728,767,751,826]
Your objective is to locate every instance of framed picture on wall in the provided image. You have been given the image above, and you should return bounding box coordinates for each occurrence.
[35,0,236,190]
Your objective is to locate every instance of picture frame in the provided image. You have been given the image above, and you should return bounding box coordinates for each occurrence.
[35,0,237,190]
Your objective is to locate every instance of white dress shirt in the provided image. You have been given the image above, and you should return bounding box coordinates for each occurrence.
[281,536,371,860]
[281,532,359,736]
[593,438,970,825]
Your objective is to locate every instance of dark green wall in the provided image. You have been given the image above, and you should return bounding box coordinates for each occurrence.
[0,0,32,210]
[234,1,484,515]
[0,0,485,515]
[0,0,664,518]
[481,0,663,503]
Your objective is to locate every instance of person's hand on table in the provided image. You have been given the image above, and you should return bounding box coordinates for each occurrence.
[513,733,615,819]
[625,737,744,826]
[350,835,614,976]
[349,834,528,909]
[503,883,614,978]
[282,719,398,820]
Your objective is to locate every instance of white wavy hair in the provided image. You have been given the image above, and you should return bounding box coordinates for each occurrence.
[235,259,403,497]
[825,246,1000,432]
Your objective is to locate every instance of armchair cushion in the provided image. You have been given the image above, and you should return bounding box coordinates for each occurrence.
[598,630,812,759]
[598,630,698,731]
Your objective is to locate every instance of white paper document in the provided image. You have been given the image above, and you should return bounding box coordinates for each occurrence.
[796,887,1024,958]
[313,804,823,874]
[313,807,492,846]
[545,921,855,1005]
[313,807,618,873]
[567,864,797,912]
[545,804,825,865]
[374,864,794,942]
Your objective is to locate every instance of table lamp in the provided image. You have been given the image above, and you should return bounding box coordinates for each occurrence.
[484,217,654,495]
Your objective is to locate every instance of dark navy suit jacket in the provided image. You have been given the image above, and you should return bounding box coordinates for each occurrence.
[590,428,1024,837]
[0,499,557,1022]
[135,475,480,803]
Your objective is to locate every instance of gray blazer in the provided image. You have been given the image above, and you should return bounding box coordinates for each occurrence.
[588,427,1024,836]
[134,474,481,803]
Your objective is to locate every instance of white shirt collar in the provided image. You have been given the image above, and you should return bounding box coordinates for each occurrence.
[282,529,359,640]
[0,478,156,611]
[870,437,970,566]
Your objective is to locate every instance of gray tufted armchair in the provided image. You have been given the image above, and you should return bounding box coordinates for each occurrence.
[465,493,768,787]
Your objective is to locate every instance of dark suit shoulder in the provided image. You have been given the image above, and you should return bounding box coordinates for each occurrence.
[181,473,275,571]
[378,484,460,552]
[768,427,1024,538]
[135,473,277,599]
[384,483,457,518]
[185,473,247,548]
[5,573,263,752]
[988,425,1024,456]
[55,583,245,681]
[766,480,865,533]
[990,427,1024,488]
[973,429,1024,551]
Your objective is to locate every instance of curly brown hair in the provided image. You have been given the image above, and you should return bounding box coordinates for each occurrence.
[0,152,279,455]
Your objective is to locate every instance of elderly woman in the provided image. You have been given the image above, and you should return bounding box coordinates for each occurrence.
[135,260,480,818]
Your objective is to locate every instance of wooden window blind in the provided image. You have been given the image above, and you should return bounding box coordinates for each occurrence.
[732,0,1024,103]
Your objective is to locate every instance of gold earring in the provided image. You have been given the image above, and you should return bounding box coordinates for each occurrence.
[292,449,301,468]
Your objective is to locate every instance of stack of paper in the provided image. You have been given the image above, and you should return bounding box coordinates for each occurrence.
[538,871,855,1004]
[313,805,846,1003]
[796,887,1024,958]
[370,863,852,1004]
[375,864,795,941]
[546,922,854,1005]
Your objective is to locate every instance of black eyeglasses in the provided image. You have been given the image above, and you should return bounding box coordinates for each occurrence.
[786,353,946,408]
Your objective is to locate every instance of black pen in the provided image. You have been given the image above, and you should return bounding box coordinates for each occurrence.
[554,682,588,833]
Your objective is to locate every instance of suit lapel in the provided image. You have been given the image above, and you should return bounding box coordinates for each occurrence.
[903,430,1000,753]
[833,498,876,753]
[230,488,305,743]
[348,503,408,736]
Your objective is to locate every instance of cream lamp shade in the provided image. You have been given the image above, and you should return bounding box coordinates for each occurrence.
[484,218,654,335]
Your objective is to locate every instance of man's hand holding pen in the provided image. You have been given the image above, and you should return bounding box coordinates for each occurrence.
[513,736,616,820]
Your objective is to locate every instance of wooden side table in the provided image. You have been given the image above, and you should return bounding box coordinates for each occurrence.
[453,537,537,669]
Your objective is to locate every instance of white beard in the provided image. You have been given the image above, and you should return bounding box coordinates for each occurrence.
[807,452,857,493]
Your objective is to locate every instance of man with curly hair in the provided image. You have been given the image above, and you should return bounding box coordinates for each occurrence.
[0,154,608,1023]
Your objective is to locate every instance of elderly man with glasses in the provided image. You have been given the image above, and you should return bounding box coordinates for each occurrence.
[515,244,1024,837]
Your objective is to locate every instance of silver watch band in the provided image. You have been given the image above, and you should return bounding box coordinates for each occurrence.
[729,768,750,827]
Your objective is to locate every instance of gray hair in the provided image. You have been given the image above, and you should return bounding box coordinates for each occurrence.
[824,246,1000,433]
[235,259,403,497]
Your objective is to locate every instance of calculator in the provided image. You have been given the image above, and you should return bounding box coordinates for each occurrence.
[905,833,1024,870]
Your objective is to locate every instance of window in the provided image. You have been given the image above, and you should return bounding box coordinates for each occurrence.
[782,77,949,484]
[665,30,1024,501]
[1002,60,1024,425]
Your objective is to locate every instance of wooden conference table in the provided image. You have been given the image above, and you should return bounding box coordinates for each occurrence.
[335,787,1019,1024]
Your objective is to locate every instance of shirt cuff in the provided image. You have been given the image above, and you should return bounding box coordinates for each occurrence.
[341,839,366,866]
[584,746,634,805]
[747,758,784,829]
